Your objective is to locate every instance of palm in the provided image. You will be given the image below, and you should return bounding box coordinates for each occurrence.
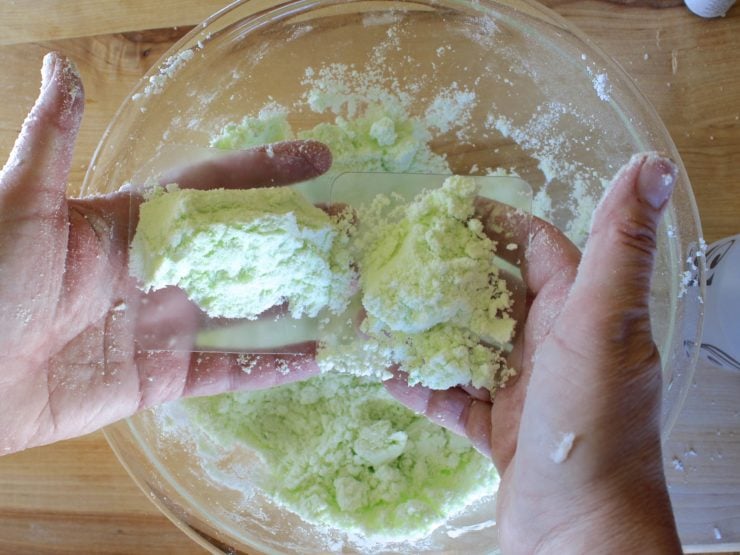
[490,241,579,469]
[385,206,582,467]
[1,192,141,452]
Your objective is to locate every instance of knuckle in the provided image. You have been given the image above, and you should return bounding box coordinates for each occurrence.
[612,215,658,258]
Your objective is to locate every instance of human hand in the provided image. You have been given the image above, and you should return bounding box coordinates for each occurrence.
[0,53,329,456]
[386,154,682,553]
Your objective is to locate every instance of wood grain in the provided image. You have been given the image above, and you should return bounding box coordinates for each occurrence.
[0,0,739,553]
[557,0,740,244]
[0,0,226,46]
[0,432,204,555]
[0,29,192,197]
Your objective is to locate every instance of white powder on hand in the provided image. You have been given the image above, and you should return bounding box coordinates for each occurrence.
[549,432,576,464]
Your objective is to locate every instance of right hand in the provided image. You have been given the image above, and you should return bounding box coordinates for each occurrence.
[387,154,682,554]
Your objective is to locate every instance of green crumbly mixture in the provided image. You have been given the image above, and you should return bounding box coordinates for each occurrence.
[355,175,515,390]
[185,374,498,541]
[134,97,506,541]
[129,185,354,319]
[211,104,450,174]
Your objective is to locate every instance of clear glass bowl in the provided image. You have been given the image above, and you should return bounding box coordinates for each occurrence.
[85,0,705,553]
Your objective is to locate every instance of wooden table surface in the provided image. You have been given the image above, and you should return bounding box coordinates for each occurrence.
[1,1,739,553]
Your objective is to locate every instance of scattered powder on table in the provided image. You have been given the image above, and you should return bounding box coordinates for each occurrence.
[129,184,354,319]
[184,373,498,541]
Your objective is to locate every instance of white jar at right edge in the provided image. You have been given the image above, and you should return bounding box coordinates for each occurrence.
[684,0,736,18]
[701,234,740,370]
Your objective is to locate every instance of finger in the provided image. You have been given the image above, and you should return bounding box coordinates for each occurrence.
[180,347,320,398]
[570,153,676,304]
[509,154,676,480]
[461,383,491,401]
[68,139,335,268]
[0,53,84,340]
[562,153,676,355]
[490,368,529,470]
[384,371,493,458]
[158,140,332,190]
[0,52,84,216]
[135,344,320,410]
[498,267,528,341]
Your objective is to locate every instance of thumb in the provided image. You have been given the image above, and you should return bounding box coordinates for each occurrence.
[0,52,84,216]
[567,153,677,327]
[0,53,85,346]
[511,153,677,480]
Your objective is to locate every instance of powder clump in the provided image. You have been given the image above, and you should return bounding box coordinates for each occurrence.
[344,175,516,391]
[129,185,354,319]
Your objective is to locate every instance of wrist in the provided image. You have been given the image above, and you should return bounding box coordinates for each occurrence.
[535,492,681,555]
[500,468,681,555]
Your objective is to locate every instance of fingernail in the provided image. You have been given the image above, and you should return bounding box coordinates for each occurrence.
[637,154,677,209]
[296,140,333,174]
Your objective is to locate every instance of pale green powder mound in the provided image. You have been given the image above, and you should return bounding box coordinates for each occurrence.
[211,105,450,174]
[351,175,516,391]
[130,185,354,319]
[182,98,506,540]
[184,373,498,541]
[212,104,294,150]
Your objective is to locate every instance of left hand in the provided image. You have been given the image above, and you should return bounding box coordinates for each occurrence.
[0,52,329,455]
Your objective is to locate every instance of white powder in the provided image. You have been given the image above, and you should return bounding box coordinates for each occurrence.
[489,104,606,246]
[130,186,355,320]
[132,49,194,100]
[592,72,611,102]
[446,519,497,538]
[344,176,516,391]
[424,83,477,134]
[549,432,576,464]
[678,238,707,298]
[183,374,498,541]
